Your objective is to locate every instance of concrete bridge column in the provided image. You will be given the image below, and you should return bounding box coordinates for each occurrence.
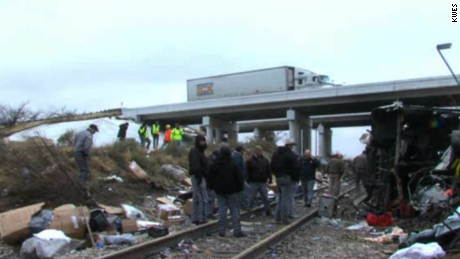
[203,116,237,144]
[227,123,239,143]
[317,124,333,158]
[215,128,222,143]
[287,110,311,155]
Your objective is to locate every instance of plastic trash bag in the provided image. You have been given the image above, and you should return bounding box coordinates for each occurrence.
[161,164,187,182]
[29,210,54,235]
[34,230,70,243]
[121,204,147,220]
[104,234,134,245]
[390,242,445,259]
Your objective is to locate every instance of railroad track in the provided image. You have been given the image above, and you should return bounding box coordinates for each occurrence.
[100,179,355,259]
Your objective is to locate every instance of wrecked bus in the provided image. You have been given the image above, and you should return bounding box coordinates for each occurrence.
[365,102,460,214]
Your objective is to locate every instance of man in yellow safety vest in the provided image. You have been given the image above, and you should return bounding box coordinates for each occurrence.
[171,123,184,146]
[151,120,161,149]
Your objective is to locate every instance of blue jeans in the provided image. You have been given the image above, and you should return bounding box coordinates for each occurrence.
[174,141,182,147]
[191,175,208,223]
[248,182,271,212]
[240,182,251,210]
[301,180,315,205]
[217,193,241,234]
[275,176,295,222]
[139,134,146,147]
[207,188,216,218]
[75,152,90,184]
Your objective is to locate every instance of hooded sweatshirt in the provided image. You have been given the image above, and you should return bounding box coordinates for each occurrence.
[188,135,209,182]
[208,146,245,195]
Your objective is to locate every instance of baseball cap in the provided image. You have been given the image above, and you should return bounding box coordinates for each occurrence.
[89,124,99,132]
[285,139,296,146]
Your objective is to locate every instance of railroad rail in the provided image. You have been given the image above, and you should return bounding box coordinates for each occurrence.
[100,180,355,259]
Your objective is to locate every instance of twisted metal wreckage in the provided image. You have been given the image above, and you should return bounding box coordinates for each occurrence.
[364,102,460,214]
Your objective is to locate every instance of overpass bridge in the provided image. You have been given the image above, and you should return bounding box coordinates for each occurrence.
[123,74,460,155]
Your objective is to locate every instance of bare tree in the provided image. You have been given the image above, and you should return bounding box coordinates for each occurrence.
[45,105,77,119]
[0,102,41,128]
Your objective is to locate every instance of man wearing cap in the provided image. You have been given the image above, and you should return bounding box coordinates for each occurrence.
[326,152,345,197]
[232,145,250,210]
[74,124,99,185]
[246,145,273,216]
[270,139,300,224]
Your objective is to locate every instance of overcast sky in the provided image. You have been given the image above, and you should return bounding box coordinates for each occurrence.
[0,0,458,157]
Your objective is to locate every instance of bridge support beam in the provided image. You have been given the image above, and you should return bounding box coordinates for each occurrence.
[203,116,238,144]
[317,124,332,158]
[287,110,312,155]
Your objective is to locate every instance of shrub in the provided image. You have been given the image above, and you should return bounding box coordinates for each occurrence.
[57,130,76,146]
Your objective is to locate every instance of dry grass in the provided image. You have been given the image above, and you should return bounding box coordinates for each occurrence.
[0,136,277,211]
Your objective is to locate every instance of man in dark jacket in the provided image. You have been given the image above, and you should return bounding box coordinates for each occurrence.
[270,139,299,224]
[117,123,129,141]
[208,146,247,238]
[353,150,367,196]
[188,135,209,225]
[74,124,99,185]
[232,145,250,210]
[300,149,320,207]
[326,153,345,197]
[246,146,273,216]
[206,150,219,219]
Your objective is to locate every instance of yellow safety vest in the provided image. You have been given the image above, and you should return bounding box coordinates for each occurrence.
[152,124,160,135]
[171,128,184,141]
[139,126,148,138]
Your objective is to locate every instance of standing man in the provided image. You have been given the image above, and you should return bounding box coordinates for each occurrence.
[353,150,367,196]
[151,120,161,150]
[208,146,247,238]
[171,124,184,146]
[326,153,345,198]
[246,146,273,216]
[161,124,172,148]
[74,124,99,185]
[117,122,129,141]
[206,150,220,219]
[232,145,250,210]
[271,139,299,224]
[138,123,148,148]
[300,149,320,207]
[188,135,209,225]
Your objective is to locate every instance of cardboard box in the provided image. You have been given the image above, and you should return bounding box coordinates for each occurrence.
[156,197,174,205]
[47,206,90,239]
[183,199,193,216]
[156,204,180,220]
[121,219,138,233]
[97,204,124,215]
[0,202,45,244]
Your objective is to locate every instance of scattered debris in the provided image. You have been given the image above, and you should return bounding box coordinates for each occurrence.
[121,204,147,220]
[104,175,123,183]
[156,204,180,220]
[19,237,83,259]
[0,202,45,244]
[364,227,407,244]
[33,230,71,243]
[128,161,150,182]
[103,234,135,245]
[97,204,124,215]
[346,221,373,231]
[161,164,187,182]
[389,242,445,259]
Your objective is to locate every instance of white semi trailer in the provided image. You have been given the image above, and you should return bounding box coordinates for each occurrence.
[187,66,334,102]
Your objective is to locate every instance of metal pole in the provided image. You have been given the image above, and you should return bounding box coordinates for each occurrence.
[437,49,460,86]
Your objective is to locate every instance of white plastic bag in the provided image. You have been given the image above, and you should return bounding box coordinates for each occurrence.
[121,204,147,220]
[390,242,445,259]
[34,229,71,243]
